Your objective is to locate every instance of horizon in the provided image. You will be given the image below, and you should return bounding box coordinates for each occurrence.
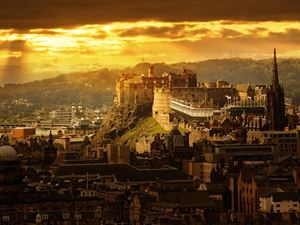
[0,55,299,85]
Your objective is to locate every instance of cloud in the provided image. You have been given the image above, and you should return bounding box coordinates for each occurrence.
[220,29,243,38]
[1,20,300,84]
[0,40,29,52]
[118,24,204,39]
[0,0,300,29]
[268,28,300,44]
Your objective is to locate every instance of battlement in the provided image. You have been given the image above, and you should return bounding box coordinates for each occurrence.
[115,65,198,106]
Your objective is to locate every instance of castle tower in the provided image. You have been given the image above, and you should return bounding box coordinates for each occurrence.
[152,87,172,130]
[266,49,286,130]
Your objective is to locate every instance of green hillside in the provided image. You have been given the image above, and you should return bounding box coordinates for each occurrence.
[117,116,167,148]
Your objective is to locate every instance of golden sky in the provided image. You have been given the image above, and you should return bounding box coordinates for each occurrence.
[0,0,300,83]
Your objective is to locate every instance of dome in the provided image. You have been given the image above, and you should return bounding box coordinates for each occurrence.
[0,145,17,161]
[198,183,207,191]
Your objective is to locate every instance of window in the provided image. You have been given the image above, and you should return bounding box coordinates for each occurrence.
[95,213,101,218]
[75,214,82,220]
[41,214,48,220]
[2,216,9,222]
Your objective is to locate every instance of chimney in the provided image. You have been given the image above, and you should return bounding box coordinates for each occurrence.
[148,65,154,77]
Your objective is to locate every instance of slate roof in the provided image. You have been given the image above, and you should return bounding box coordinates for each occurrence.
[54,163,188,182]
[272,191,299,202]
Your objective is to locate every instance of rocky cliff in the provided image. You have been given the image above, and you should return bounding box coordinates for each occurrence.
[92,103,153,146]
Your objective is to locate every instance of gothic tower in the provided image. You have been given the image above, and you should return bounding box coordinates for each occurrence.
[43,131,57,167]
[266,49,286,130]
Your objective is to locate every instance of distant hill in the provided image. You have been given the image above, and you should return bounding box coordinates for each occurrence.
[1,58,300,107]
[0,68,118,107]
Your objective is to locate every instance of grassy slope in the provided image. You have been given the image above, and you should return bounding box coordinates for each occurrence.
[117,116,167,148]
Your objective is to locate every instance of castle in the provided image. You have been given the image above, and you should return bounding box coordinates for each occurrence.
[115,65,244,129]
[116,65,198,106]
[116,49,287,131]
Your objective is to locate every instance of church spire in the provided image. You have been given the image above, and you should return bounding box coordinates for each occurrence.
[48,130,53,145]
[272,48,280,89]
[266,48,286,131]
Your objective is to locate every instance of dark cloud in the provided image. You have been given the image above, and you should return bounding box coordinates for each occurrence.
[248,27,268,35]
[118,24,197,39]
[28,30,61,35]
[268,29,300,44]
[221,29,242,38]
[0,0,299,29]
[117,27,300,60]
[117,25,212,40]
[0,40,28,52]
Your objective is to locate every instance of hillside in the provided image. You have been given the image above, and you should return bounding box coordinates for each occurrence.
[92,103,153,147]
[117,116,166,148]
[0,68,118,108]
[1,58,300,107]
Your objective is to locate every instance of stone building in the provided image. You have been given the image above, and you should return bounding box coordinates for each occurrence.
[152,84,238,129]
[237,169,260,217]
[236,83,255,101]
[106,143,130,164]
[259,191,300,213]
[247,130,300,157]
[115,65,239,129]
[116,66,197,107]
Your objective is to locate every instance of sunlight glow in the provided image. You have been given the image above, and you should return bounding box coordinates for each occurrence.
[0,20,300,81]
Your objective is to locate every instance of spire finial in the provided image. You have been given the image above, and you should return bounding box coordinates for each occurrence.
[48,130,53,145]
[273,48,279,88]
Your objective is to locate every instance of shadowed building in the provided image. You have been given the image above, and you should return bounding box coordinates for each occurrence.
[0,145,22,193]
[266,49,286,131]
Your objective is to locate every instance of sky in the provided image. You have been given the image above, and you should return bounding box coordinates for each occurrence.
[0,0,300,83]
